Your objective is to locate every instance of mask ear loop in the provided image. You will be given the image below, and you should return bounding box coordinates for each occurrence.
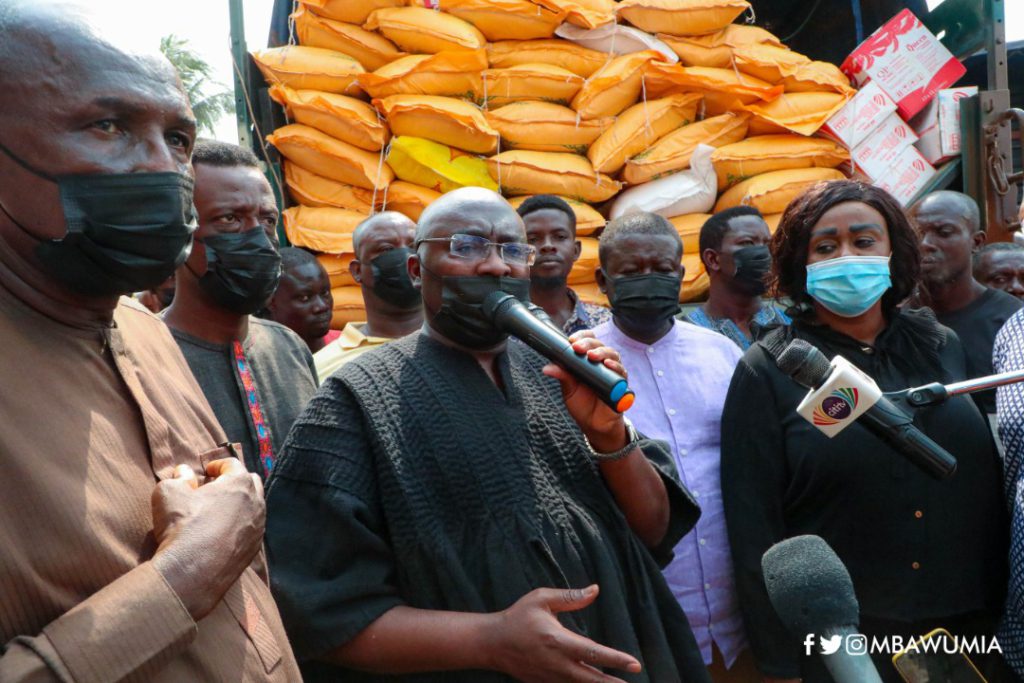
[0,138,62,242]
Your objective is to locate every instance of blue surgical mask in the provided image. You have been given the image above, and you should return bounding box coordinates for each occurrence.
[805,255,892,318]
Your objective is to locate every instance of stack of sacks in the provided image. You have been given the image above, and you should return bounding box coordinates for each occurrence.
[253,0,857,315]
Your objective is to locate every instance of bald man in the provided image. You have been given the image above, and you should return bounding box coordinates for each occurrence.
[0,2,299,680]
[910,191,1022,415]
[265,188,709,683]
[313,210,423,379]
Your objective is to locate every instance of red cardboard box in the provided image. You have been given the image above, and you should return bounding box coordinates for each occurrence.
[841,10,966,120]
[909,86,977,164]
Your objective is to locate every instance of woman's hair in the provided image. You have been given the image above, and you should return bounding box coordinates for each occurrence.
[771,179,920,316]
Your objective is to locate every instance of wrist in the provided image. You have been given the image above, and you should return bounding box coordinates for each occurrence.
[473,610,506,673]
[585,419,629,455]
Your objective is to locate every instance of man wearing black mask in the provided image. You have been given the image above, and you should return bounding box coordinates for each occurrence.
[0,4,299,679]
[163,140,317,482]
[592,213,753,681]
[265,187,711,683]
[682,207,789,350]
[314,211,422,379]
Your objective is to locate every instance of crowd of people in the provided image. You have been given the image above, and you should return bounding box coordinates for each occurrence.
[4,3,1024,683]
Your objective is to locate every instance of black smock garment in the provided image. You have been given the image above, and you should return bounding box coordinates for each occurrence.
[721,309,1008,681]
[264,333,710,683]
[935,287,1023,414]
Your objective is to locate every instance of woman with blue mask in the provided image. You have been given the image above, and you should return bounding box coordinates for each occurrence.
[719,180,1011,683]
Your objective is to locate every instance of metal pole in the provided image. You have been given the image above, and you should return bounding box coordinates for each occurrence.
[228,0,252,150]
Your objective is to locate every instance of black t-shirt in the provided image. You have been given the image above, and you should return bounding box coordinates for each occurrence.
[936,287,1023,414]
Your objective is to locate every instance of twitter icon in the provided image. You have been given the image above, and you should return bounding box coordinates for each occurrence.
[819,635,843,655]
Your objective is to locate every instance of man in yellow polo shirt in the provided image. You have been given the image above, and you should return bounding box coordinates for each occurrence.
[314,212,423,379]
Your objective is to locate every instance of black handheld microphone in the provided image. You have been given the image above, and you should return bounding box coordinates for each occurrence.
[482,292,636,413]
[763,535,884,683]
[775,339,957,480]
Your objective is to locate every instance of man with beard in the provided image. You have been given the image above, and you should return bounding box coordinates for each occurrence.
[0,3,299,679]
[163,140,317,482]
[265,247,336,353]
[682,207,789,350]
[519,195,611,334]
[314,211,423,379]
[909,191,1022,415]
[265,187,711,683]
[592,213,755,682]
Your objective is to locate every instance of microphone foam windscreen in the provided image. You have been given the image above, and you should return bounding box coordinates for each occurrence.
[776,339,833,389]
[762,535,860,634]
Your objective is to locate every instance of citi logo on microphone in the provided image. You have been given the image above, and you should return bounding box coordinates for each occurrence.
[812,387,860,426]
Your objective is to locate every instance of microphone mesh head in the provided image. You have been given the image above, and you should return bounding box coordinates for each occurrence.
[762,535,860,634]
[776,339,833,389]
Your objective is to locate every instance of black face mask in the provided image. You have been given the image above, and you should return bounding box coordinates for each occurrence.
[369,247,421,309]
[732,245,772,295]
[430,274,530,349]
[198,229,282,315]
[0,139,196,297]
[606,272,681,335]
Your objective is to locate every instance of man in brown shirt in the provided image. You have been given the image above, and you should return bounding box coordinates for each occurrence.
[0,3,300,681]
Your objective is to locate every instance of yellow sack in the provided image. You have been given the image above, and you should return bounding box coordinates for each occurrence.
[671,66,783,104]
[529,0,615,29]
[251,46,364,95]
[658,24,782,68]
[424,0,565,40]
[381,180,441,221]
[482,64,584,108]
[507,195,606,235]
[782,61,854,94]
[387,135,498,192]
[486,102,611,154]
[375,95,499,154]
[742,91,851,136]
[669,213,710,254]
[747,115,790,136]
[570,50,663,120]
[293,5,404,71]
[302,0,402,25]
[732,44,810,84]
[267,124,394,190]
[680,254,709,302]
[317,253,357,288]
[714,167,845,214]
[359,50,486,100]
[711,134,850,190]
[574,282,609,307]
[269,85,388,151]
[282,206,365,254]
[488,151,621,202]
[567,237,600,285]
[331,286,368,329]
[624,112,749,184]
[617,0,749,36]
[588,93,702,174]
[364,7,485,53]
[487,39,609,78]
[284,161,379,212]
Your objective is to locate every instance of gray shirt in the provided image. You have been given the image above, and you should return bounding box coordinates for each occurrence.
[169,317,318,479]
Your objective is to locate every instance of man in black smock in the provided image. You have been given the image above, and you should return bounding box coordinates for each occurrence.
[265,187,709,683]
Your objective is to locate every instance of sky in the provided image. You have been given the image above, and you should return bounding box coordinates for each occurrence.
[85,0,1024,145]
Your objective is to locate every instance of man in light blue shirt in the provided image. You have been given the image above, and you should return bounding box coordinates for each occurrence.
[593,212,757,682]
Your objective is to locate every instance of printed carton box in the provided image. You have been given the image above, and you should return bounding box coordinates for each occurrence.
[820,80,898,149]
[873,145,937,207]
[850,113,918,180]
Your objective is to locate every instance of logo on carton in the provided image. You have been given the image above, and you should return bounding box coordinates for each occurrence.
[912,159,926,172]
[812,388,859,426]
[894,126,907,139]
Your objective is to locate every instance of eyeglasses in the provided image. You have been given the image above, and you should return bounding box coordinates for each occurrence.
[416,233,536,266]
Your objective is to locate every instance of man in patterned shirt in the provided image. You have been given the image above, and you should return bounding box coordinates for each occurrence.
[682,207,789,350]
[994,308,1024,678]
[519,195,611,334]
